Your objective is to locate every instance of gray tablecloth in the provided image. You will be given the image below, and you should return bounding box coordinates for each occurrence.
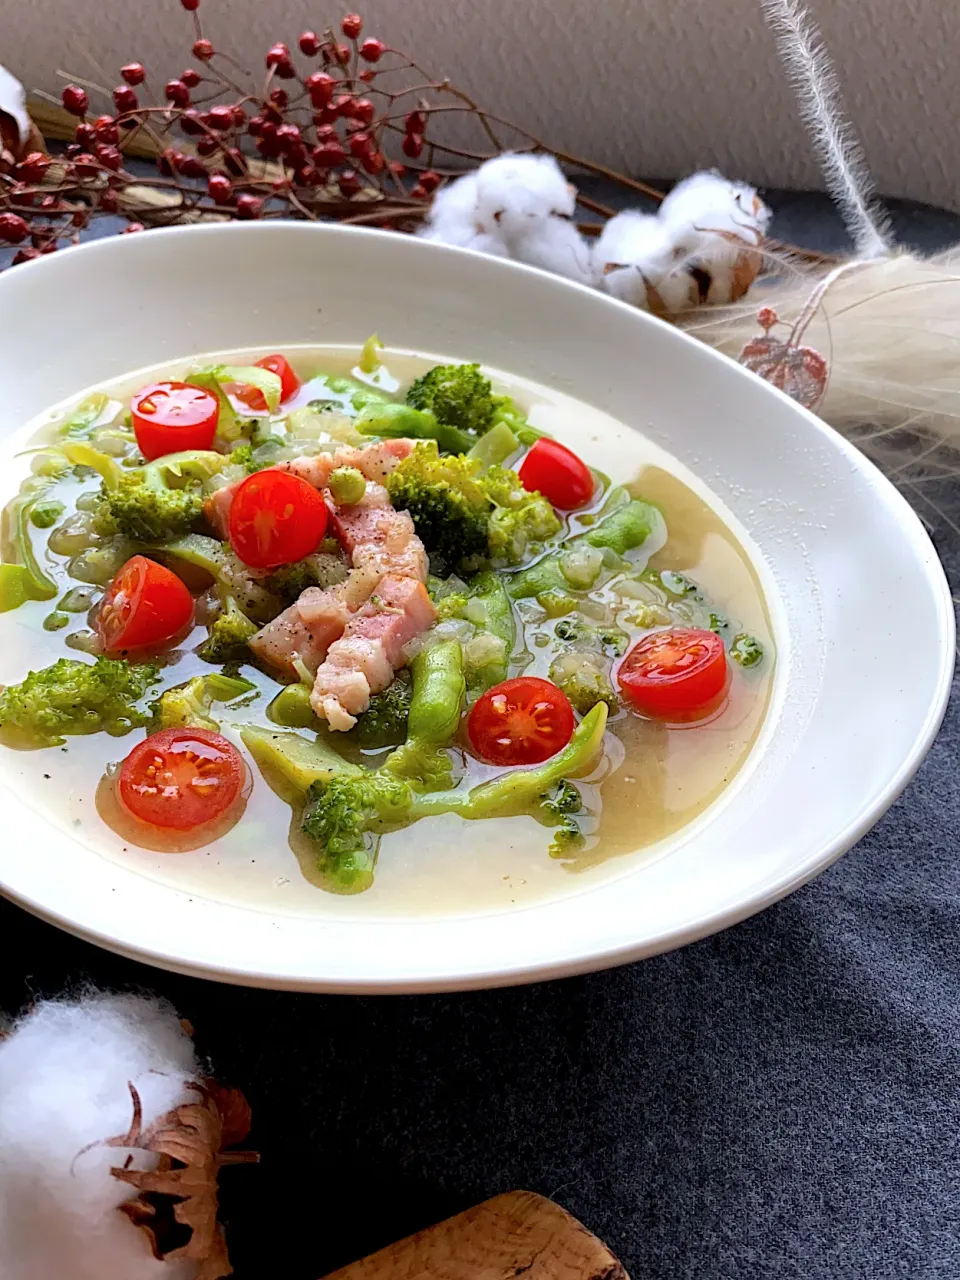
[2,192,958,1279]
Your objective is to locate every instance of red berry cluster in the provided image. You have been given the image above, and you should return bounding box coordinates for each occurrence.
[2,2,610,268]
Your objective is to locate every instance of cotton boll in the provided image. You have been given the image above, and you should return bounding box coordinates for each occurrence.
[474,152,576,239]
[659,170,771,243]
[416,172,479,245]
[595,212,693,310]
[416,173,510,258]
[509,215,598,286]
[0,993,200,1280]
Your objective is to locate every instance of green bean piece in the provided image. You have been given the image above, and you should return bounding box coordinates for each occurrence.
[407,641,465,747]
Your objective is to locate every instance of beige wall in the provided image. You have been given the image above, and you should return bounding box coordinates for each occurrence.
[5,0,958,210]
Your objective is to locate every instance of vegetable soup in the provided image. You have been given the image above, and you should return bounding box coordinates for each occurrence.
[0,345,773,915]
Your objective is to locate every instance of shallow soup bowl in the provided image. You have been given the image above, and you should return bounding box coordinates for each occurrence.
[0,221,953,991]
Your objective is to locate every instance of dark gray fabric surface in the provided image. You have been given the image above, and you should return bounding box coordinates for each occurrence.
[1,192,958,1279]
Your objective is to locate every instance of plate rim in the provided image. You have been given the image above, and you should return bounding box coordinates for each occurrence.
[0,221,954,992]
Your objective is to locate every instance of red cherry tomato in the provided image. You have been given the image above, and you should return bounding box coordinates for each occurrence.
[131,381,220,460]
[617,628,728,720]
[98,555,194,653]
[517,438,594,510]
[228,469,329,569]
[118,727,246,830]
[468,676,575,767]
[234,353,301,410]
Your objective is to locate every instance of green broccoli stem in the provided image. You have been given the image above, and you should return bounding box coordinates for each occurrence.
[240,724,362,803]
[506,493,664,600]
[385,641,464,789]
[412,703,608,822]
[355,401,475,455]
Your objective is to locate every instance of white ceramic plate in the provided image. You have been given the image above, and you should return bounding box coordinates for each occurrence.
[0,223,953,991]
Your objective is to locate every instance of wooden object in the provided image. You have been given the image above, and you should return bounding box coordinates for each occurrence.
[323,1190,628,1280]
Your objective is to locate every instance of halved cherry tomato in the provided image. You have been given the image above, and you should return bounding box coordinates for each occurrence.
[228,469,329,569]
[617,627,728,720]
[131,381,220,460]
[518,438,594,510]
[468,676,575,767]
[234,353,301,410]
[118,727,246,830]
[98,555,194,653]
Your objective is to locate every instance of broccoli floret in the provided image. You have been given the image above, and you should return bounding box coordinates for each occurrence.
[405,363,498,436]
[386,443,491,565]
[197,602,259,665]
[483,466,562,563]
[554,617,593,645]
[76,447,227,544]
[540,780,587,858]
[261,560,319,603]
[0,656,160,747]
[555,618,628,658]
[548,818,586,859]
[435,593,469,621]
[730,632,764,668]
[549,652,619,715]
[302,772,414,892]
[226,443,275,475]
[285,703,608,892]
[540,778,583,816]
[157,672,256,731]
[385,441,561,569]
[598,627,629,657]
[352,673,412,749]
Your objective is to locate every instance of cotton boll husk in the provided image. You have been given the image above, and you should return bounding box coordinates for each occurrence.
[474,152,575,238]
[507,215,598,286]
[680,248,960,452]
[0,993,200,1280]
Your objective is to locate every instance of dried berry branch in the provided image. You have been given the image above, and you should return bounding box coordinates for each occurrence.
[1,2,832,268]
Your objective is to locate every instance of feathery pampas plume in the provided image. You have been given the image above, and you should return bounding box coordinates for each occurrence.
[759,0,892,258]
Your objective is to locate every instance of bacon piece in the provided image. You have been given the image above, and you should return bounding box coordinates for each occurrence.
[310,576,437,730]
[330,483,428,583]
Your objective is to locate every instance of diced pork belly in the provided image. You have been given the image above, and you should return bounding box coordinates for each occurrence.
[330,483,428,583]
[278,438,415,488]
[248,586,352,677]
[203,484,236,541]
[311,576,437,730]
[247,564,383,676]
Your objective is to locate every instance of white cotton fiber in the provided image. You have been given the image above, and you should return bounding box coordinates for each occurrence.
[474,153,575,238]
[594,211,678,307]
[416,172,509,257]
[658,170,770,242]
[508,215,598,287]
[0,993,201,1280]
[597,173,771,312]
